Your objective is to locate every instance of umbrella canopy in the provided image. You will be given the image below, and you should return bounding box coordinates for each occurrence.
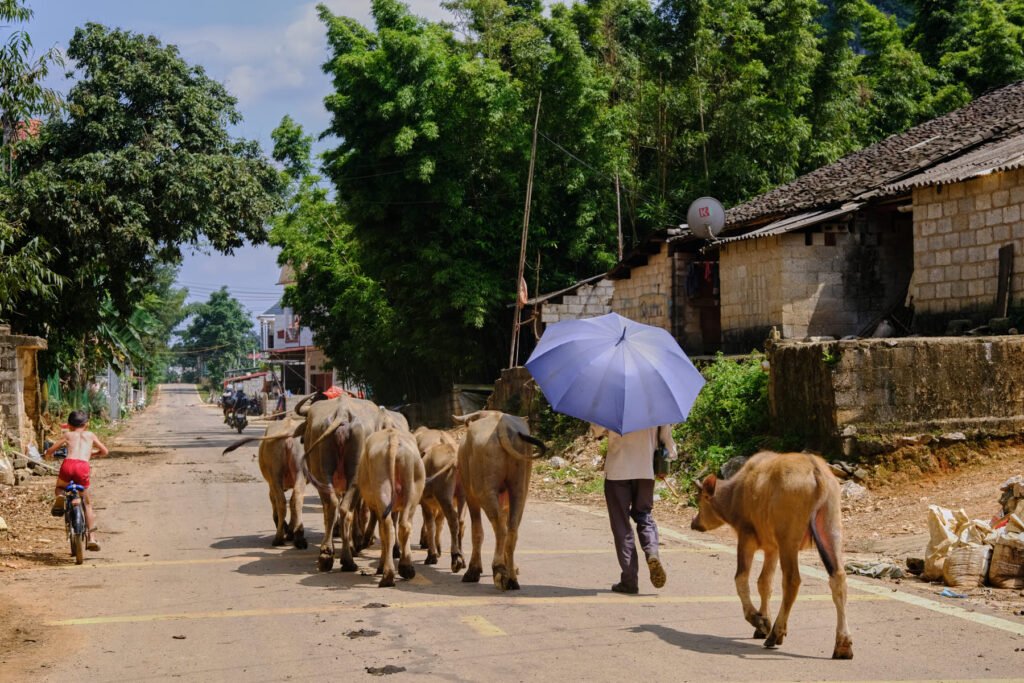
[525,312,706,435]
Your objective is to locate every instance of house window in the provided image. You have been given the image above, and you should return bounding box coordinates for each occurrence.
[825,232,837,246]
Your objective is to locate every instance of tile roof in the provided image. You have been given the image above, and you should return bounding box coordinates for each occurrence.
[724,80,1024,231]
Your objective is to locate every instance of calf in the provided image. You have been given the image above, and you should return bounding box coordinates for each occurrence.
[455,410,546,591]
[690,451,853,659]
[357,428,426,587]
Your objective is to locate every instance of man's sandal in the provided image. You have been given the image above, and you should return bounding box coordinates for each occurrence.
[647,555,667,588]
[50,500,65,517]
[87,528,100,552]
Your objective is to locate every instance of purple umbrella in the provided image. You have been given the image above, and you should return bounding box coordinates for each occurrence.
[525,312,706,434]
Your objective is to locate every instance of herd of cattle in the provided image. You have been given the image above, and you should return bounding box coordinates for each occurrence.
[222,393,854,660]
[223,394,546,590]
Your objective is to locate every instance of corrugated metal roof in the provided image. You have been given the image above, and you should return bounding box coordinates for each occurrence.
[525,273,607,306]
[882,132,1024,192]
[715,202,862,244]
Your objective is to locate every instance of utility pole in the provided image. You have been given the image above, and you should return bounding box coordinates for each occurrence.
[509,91,542,369]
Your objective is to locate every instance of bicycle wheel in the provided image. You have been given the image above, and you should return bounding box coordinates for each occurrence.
[69,504,86,565]
[71,531,84,564]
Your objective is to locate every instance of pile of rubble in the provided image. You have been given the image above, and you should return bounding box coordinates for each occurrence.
[0,450,56,486]
[921,476,1024,589]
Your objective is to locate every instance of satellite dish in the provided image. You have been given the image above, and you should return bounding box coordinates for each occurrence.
[687,196,725,240]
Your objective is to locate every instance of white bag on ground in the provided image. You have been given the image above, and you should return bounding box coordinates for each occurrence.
[923,505,957,581]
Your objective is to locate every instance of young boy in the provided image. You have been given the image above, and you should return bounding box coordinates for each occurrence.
[44,411,108,551]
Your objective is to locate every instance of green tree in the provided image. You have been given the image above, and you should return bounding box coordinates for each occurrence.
[0,0,63,316]
[9,23,282,373]
[178,288,257,386]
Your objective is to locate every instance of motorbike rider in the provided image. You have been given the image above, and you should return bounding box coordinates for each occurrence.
[232,388,249,421]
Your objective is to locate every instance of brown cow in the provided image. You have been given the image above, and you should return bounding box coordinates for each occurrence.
[357,428,426,587]
[420,440,465,572]
[222,419,307,548]
[455,410,546,591]
[413,427,459,549]
[690,451,853,659]
[299,395,384,572]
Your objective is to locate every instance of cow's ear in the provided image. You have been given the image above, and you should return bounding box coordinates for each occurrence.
[702,474,717,496]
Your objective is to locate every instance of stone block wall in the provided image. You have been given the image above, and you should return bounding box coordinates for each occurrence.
[769,336,1024,453]
[720,212,913,352]
[911,170,1024,318]
[539,279,614,324]
[0,325,46,452]
[611,243,672,331]
[720,236,785,350]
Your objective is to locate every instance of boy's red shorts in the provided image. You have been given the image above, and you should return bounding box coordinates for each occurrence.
[58,458,91,489]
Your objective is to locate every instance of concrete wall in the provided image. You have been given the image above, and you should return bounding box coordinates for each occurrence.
[610,243,672,330]
[720,212,913,352]
[768,336,1024,453]
[911,170,1024,321]
[539,279,614,324]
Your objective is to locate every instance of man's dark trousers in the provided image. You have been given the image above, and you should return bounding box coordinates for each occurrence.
[604,478,659,589]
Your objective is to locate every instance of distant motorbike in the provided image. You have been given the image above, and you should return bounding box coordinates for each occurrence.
[227,410,248,433]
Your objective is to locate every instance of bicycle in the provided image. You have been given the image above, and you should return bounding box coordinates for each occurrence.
[63,481,88,565]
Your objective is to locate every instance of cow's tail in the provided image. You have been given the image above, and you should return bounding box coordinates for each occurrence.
[424,458,457,487]
[305,414,348,454]
[808,461,842,577]
[221,434,290,455]
[300,449,332,498]
[382,430,399,519]
[496,418,547,460]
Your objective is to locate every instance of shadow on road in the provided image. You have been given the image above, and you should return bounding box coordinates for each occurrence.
[628,624,822,660]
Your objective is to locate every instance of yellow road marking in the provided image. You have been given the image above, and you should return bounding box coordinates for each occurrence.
[460,615,507,637]
[557,502,1024,638]
[47,593,884,627]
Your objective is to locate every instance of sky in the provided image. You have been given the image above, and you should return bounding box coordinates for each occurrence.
[27,0,456,322]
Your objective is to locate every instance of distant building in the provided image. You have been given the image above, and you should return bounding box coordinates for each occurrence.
[257,266,334,395]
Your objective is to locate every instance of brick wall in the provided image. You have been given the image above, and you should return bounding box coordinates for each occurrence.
[538,279,614,324]
[0,325,46,451]
[720,213,913,351]
[911,169,1024,318]
[610,243,672,331]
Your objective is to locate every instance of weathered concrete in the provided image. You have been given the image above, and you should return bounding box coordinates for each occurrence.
[768,336,1024,454]
[0,324,47,452]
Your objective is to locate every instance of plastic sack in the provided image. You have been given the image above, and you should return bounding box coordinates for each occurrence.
[988,540,1024,589]
[942,544,992,588]
[923,505,957,581]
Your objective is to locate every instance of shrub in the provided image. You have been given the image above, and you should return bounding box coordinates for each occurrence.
[674,352,770,483]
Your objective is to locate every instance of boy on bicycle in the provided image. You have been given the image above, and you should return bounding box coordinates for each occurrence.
[44,411,108,551]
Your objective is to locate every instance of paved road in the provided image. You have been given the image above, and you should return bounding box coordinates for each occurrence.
[4,384,1024,682]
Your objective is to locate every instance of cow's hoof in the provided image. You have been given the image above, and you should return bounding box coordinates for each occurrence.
[493,568,509,591]
[462,567,482,583]
[753,628,768,639]
[317,554,334,572]
[294,536,308,550]
[271,537,285,547]
[398,564,416,580]
[507,578,520,590]
[379,573,396,588]
[832,636,854,660]
[284,528,294,541]
[425,554,438,565]
[451,555,466,573]
[764,629,785,649]
[340,558,358,572]
[748,612,771,637]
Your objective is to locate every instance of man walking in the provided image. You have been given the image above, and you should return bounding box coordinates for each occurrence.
[594,424,677,594]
